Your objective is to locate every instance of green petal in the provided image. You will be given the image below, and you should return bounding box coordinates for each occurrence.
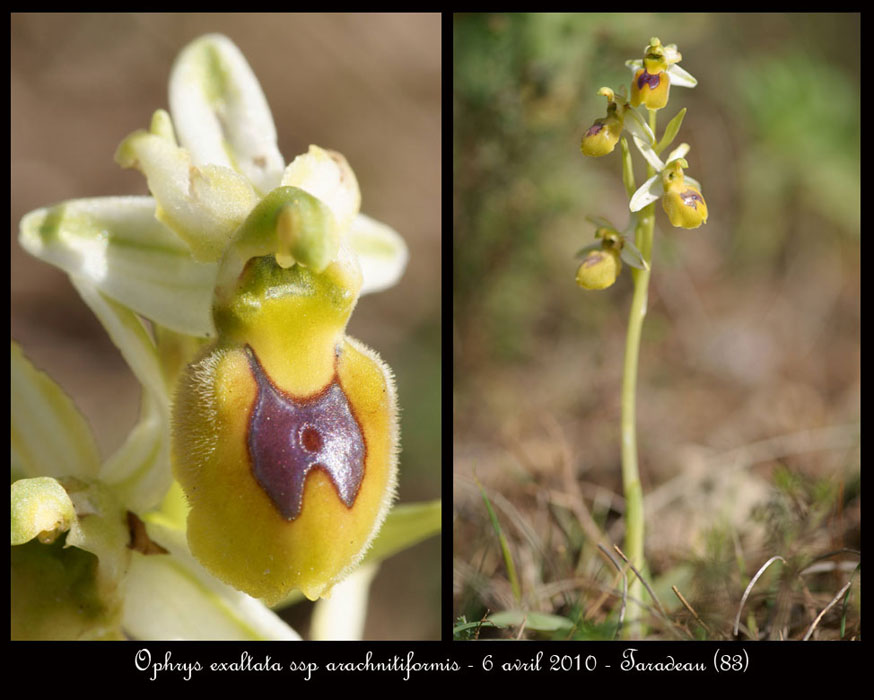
[169,34,285,195]
[123,521,300,640]
[69,278,172,513]
[19,196,217,337]
[11,342,101,482]
[620,237,649,271]
[116,131,259,262]
[348,213,409,295]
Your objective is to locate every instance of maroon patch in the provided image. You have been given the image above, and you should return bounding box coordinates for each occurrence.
[245,346,364,521]
[586,122,605,137]
[637,70,662,91]
[680,189,703,209]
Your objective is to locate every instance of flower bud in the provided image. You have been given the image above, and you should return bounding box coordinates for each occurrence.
[575,247,622,290]
[173,227,398,603]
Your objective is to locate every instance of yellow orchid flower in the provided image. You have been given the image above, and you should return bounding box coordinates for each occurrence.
[14,32,439,640]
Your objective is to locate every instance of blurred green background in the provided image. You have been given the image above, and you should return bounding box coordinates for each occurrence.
[11,12,441,640]
[454,13,859,638]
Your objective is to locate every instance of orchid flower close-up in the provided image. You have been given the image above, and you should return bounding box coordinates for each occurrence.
[12,29,440,641]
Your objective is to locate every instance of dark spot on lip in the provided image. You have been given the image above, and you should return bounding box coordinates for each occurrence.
[245,345,365,521]
[300,424,323,453]
[586,122,605,137]
[637,70,662,91]
[583,251,606,267]
[680,189,703,209]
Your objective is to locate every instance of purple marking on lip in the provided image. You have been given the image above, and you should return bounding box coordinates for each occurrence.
[245,346,365,521]
[637,70,662,91]
[586,122,605,137]
[681,189,703,209]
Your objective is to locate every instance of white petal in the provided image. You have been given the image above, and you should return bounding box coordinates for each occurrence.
[348,214,408,295]
[169,34,285,194]
[19,197,217,337]
[123,522,300,641]
[11,342,101,481]
[629,173,662,212]
[626,58,643,73]
[668,64,697,88]
[632,135,665,172]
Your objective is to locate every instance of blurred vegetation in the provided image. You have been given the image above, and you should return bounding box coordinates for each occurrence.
[454,13,859,640]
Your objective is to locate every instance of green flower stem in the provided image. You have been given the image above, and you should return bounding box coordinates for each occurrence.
[618,108,658,638]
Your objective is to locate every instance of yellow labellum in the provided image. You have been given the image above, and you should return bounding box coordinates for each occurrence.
[173,254,398,603]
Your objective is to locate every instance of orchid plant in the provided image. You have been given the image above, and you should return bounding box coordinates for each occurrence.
[577,38,706,637]
[11,34,440,641]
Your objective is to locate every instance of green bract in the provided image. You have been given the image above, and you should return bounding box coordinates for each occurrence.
[13,33,437,641]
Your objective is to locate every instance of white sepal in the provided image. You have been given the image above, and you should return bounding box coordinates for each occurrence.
[123,521,301,641]
[11,343,101,482]
[310,562,379,640]
[19,197,217,338]
[623,107,656,145]
[629,173,663,212]
[69,277,171,514]
[169,34,285,195]
[668,63,697,88]
[632,135,666,172]
[348,213,408,295]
